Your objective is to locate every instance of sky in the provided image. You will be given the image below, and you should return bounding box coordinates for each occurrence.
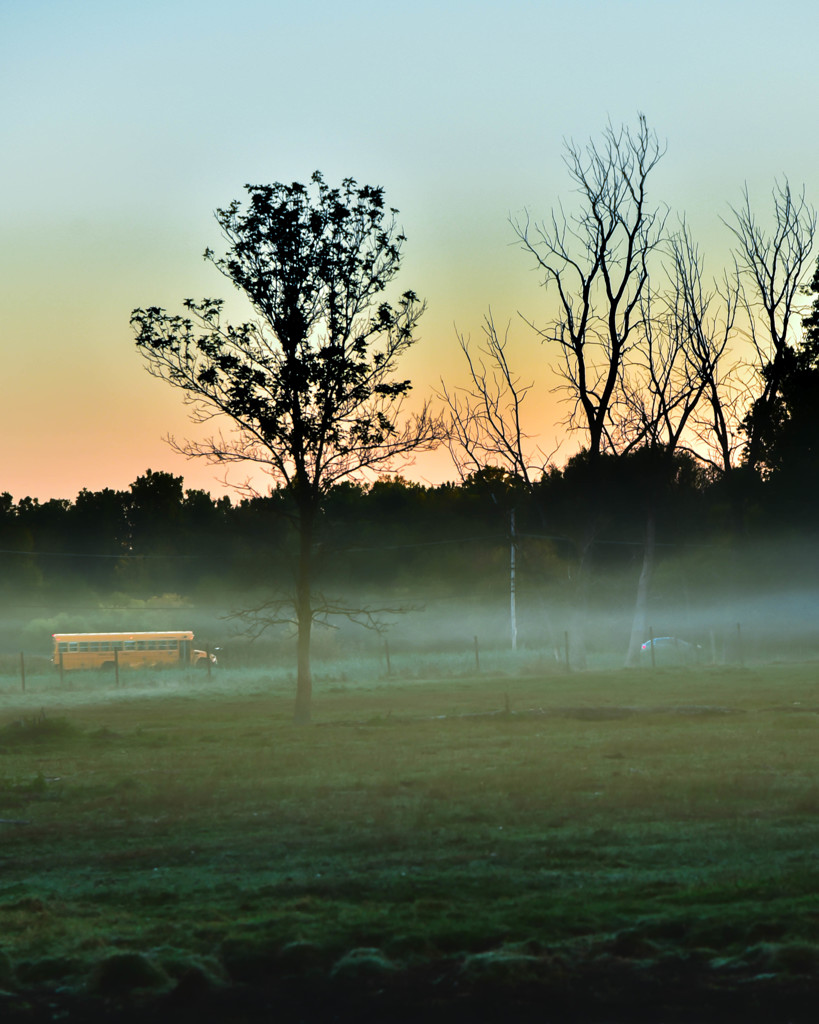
[2,0,818,502]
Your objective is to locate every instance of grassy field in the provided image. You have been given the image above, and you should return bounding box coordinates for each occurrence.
[1,662,819,1021]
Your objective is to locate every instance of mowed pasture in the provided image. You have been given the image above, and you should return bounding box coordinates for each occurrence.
[1,663,819,1021]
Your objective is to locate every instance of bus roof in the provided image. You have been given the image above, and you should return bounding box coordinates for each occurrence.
[52,631,195,640]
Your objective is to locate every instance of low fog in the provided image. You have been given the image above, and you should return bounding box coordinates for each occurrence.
[4,533,819,685]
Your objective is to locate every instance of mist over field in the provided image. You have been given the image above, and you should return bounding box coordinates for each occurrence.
[5,532,819,682]
[3,492,819,1023]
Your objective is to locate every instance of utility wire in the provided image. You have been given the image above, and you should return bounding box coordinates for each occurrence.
[0,529,716,559]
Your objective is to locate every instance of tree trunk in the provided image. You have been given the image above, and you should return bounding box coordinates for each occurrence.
[625,511,656,667]
[293,511,313,725]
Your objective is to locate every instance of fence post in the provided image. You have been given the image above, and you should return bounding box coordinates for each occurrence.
[564,631,570,672]
[649,625,656,669]
[114,648,120,688]
[474,635,480,673]
[384,638,391,677]
[206,646,212,679]
[20,652,25,693]
[59,651,64,685]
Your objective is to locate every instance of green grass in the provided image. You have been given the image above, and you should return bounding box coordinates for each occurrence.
[0,663,819,1019]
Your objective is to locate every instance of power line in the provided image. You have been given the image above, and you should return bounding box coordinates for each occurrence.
[0,528,720,561]
[0,548,201,560]
[338,533,505,552]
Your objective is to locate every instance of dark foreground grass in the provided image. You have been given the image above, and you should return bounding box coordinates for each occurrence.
[1,665,819,1021]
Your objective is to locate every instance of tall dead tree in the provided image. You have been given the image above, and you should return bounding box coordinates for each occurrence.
[513,115,667,667]
[666,224,742,476]
[614,220,744,664]
[611,225,738,460]
[515,115,666,463]
[438,312,554,490]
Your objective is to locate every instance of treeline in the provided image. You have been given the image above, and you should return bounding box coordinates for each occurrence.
[1,453,816,603]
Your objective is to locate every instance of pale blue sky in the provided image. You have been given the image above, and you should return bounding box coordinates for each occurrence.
[2,0,817,498]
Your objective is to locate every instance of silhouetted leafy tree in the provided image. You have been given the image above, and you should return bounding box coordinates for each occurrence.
[0,492,42,594]
[804,258,819,352]
[69,487,129,590]
[131,174,438,722]
[744,257,819,524]
[125,471,183,547]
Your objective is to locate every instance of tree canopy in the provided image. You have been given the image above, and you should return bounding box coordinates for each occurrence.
[131,173,437,721]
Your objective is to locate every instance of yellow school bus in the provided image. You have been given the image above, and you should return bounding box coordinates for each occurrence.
[52,631,215,671]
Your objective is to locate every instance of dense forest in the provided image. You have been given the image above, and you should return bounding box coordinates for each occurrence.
[1,453,816,605]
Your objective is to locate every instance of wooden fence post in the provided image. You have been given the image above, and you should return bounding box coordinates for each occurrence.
[114,648,120,688]
[649,625,656,669]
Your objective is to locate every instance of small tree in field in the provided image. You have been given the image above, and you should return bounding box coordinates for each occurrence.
[131,173,437,723]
